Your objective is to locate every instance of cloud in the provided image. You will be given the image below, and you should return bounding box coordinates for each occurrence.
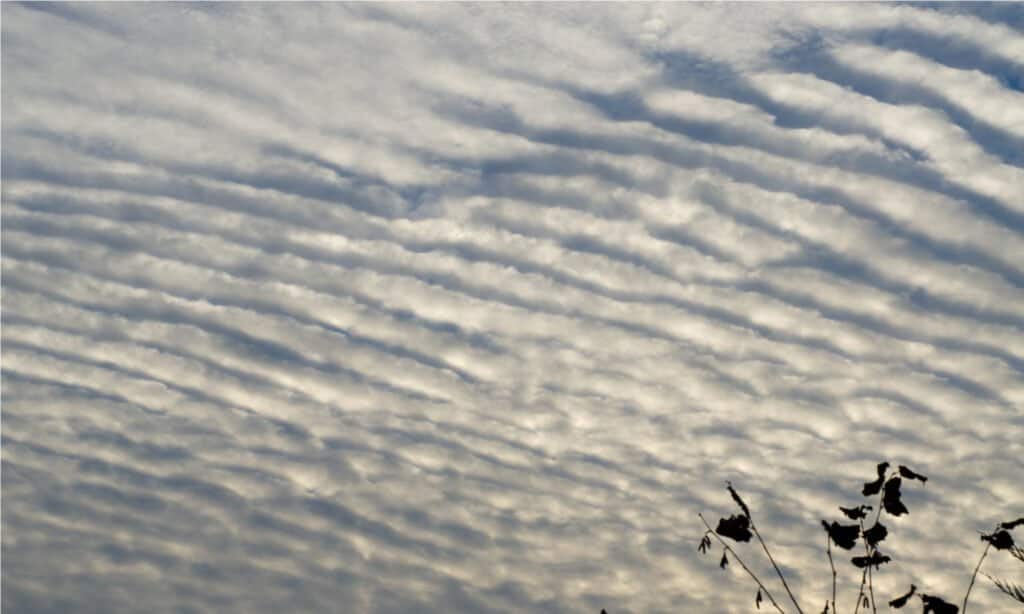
[3,3,1022,613]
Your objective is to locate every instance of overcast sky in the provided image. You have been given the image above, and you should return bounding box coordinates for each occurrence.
[3,3,1023,613]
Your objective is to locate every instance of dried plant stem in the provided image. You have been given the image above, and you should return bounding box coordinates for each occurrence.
[961,541,991,614]
[826,533,837,614]
[867,484,887,614]
[698,513,786,614]
[852,567,867,614]
[859,520,876,614]
[867,564,876,614]
[751,524,805,614]
[854,492,885,614]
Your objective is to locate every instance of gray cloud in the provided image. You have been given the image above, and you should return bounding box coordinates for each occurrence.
[3,4,1023,613]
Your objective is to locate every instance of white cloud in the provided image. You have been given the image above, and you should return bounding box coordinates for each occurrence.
[3,4,1023,613]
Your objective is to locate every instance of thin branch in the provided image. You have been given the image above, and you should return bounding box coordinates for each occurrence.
[855,485,886,614]
[867,562,876,614]
[869,500,884,535]
[826,532,837,614]
[698,513,786,614]
[751,523,805,614]
[962,540,992,614]
[859,520,876,614]
[852,567,867,614]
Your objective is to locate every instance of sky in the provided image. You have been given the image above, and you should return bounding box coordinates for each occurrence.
[2,3,1023,613]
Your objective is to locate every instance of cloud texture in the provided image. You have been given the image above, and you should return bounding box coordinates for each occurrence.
[2,3,1023,612]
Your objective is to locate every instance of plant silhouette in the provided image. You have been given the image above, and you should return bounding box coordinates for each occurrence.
[978,518,1024,608]
[690,462,1022,614]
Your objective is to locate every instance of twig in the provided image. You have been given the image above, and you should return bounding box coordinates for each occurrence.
[867,561,876,614]
[826,532,837,614]
[698,513,786,614]
[855,488,886,614]
[869,498,884,535]
[962,539,992,614]
[859,520,876,614]
[867,480,888,614]
[751,523,805,614]
[852,567,867,614]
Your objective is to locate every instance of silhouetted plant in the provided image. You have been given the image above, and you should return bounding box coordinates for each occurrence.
[979,518,1024,608]
[694,462,1022,614]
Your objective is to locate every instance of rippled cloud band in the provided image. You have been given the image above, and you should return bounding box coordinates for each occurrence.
[3,3,1023,613]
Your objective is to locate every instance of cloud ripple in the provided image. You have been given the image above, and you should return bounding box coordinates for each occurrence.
[3,4,1022,613]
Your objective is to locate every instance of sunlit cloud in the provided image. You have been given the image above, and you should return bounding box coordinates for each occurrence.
[3,4,1022,613]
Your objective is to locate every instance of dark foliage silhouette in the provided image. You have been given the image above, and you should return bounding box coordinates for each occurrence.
[979,522,1024,607]
[851,551,890,569]
[881,476,909,516]
[889,584,916,608]
[717,514,753,543]
[861,462,888,497]
[691,461,1023,614]
[822,521,859,550]
[839,505,871,521]
[862,522,887,548]
[898,466,928,483]
[979,529,1013,550]
[1001,518,1024,530]
[919,595,958,614]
